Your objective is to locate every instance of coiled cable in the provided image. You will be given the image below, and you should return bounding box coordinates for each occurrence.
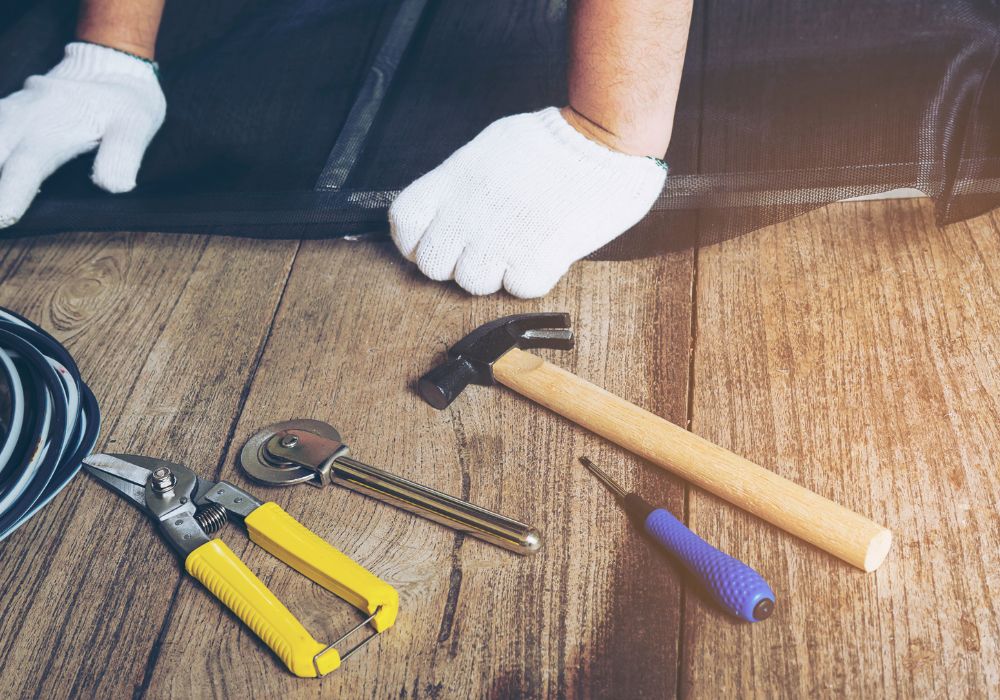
[0,306,99,541]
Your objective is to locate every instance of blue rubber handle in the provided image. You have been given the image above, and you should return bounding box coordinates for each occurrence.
[643,508,775,622]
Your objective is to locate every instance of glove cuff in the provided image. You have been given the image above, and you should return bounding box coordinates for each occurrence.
[533,106,667,186]
[51,42,159,82]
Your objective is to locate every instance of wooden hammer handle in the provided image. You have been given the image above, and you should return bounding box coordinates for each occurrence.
[493,348,892,572]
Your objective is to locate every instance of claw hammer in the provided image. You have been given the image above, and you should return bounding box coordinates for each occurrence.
[418,313,891,572]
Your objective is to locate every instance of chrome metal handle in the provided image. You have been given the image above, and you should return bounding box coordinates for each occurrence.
[329,455,540,554]
[256,427,541,555]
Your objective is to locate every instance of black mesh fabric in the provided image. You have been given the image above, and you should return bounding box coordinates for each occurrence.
[1,0,998,258]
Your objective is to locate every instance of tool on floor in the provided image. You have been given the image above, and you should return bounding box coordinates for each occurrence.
[241,419,541,554]
[579,456,774,622]
[418,313,893,572]
[83,452,398,678]
[0,307,100,541]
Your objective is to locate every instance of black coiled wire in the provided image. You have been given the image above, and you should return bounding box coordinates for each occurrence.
[0,306,99,541]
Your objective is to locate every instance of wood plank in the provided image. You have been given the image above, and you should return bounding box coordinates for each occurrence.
[143,237,694,698]
[0,237,29,283]
[683,200,1000,697]
[0,233,297,698]
[2,198,996,696]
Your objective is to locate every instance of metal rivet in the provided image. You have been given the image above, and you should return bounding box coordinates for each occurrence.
[175,520,183,526]
[279,434,299,448]
[150,467,176,493]
[234,497,243,503]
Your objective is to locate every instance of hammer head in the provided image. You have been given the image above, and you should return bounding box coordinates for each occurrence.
[419,313,574,409]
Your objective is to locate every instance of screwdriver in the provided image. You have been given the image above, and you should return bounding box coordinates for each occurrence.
[579,456,775,622]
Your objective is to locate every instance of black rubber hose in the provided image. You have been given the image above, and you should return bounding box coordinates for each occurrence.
[0,307,100,541]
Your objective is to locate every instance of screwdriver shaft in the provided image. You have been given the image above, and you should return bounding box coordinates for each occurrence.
[578,456,628,499]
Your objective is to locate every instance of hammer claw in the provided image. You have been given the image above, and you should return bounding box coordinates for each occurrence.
[519,328,574,351]
[509,311,571,332]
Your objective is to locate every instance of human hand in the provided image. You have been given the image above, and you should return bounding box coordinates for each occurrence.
[0,42,166,228]
[388,107,665,298]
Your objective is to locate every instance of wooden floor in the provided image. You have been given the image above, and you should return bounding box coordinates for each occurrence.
[0,198,996,698]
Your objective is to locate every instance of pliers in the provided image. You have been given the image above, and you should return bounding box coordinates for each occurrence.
[82,453,399,678]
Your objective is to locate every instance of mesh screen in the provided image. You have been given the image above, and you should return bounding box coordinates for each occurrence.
[1,0,998,258]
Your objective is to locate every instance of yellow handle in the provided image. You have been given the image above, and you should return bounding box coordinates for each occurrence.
[245,502,399,632]
[185,539,339,677]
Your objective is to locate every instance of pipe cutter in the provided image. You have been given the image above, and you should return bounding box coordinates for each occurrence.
[240,419,540,554]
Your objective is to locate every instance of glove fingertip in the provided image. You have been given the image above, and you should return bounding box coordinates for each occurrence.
[389,198,436,262]
[414,231,465,282]
[454,252,506,296]
[502,264,564,299]
[91,122,157,194]
[90,170,137,194]
[0,160,44,227]
[388,212,418,261]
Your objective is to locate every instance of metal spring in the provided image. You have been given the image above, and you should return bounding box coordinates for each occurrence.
[194,503,228,534]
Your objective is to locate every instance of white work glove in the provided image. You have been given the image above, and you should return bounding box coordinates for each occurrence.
[389,107,666,298]
[0,42,166,228]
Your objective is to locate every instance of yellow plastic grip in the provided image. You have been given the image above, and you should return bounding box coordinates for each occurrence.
[184,539,338,677]
[245,502,399,632]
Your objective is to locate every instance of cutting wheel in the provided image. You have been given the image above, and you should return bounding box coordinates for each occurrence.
[240,419,342,486]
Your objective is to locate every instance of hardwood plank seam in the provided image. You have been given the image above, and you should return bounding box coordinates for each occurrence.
[436,535,466,647]
[97,235,212,446]
[0,234,195,692]
[22,548,104,700]
[0,240,32,286]
[0,492,92,662]
[964,215,1000,300]
[68,583,141,699]
[52,536,150,698]
[437,408,472,652]
[209,239,302,482]
[21,234,212,697]
[676,241,698,700]
[131,578,186,700]
[677,5,708,668]
[131,238,297,697]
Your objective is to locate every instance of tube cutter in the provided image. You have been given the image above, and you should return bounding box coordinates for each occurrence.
[83,453,398,677]
[241,419,541,554]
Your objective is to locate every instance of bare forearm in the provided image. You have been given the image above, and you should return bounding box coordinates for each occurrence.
[564,0,693,158]
[76,0,165,59]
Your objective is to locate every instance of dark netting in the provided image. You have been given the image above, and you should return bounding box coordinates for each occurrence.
[0,0,998,258]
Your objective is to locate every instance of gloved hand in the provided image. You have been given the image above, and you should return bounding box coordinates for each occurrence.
[388,107,666,298]
[0,42,166,228]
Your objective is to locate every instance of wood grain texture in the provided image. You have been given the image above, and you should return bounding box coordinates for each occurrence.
[493,347,891,571]
[0,233,297,699]
[683,201,1000,697]
[141,237,694,699]
[0,197,996,698]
